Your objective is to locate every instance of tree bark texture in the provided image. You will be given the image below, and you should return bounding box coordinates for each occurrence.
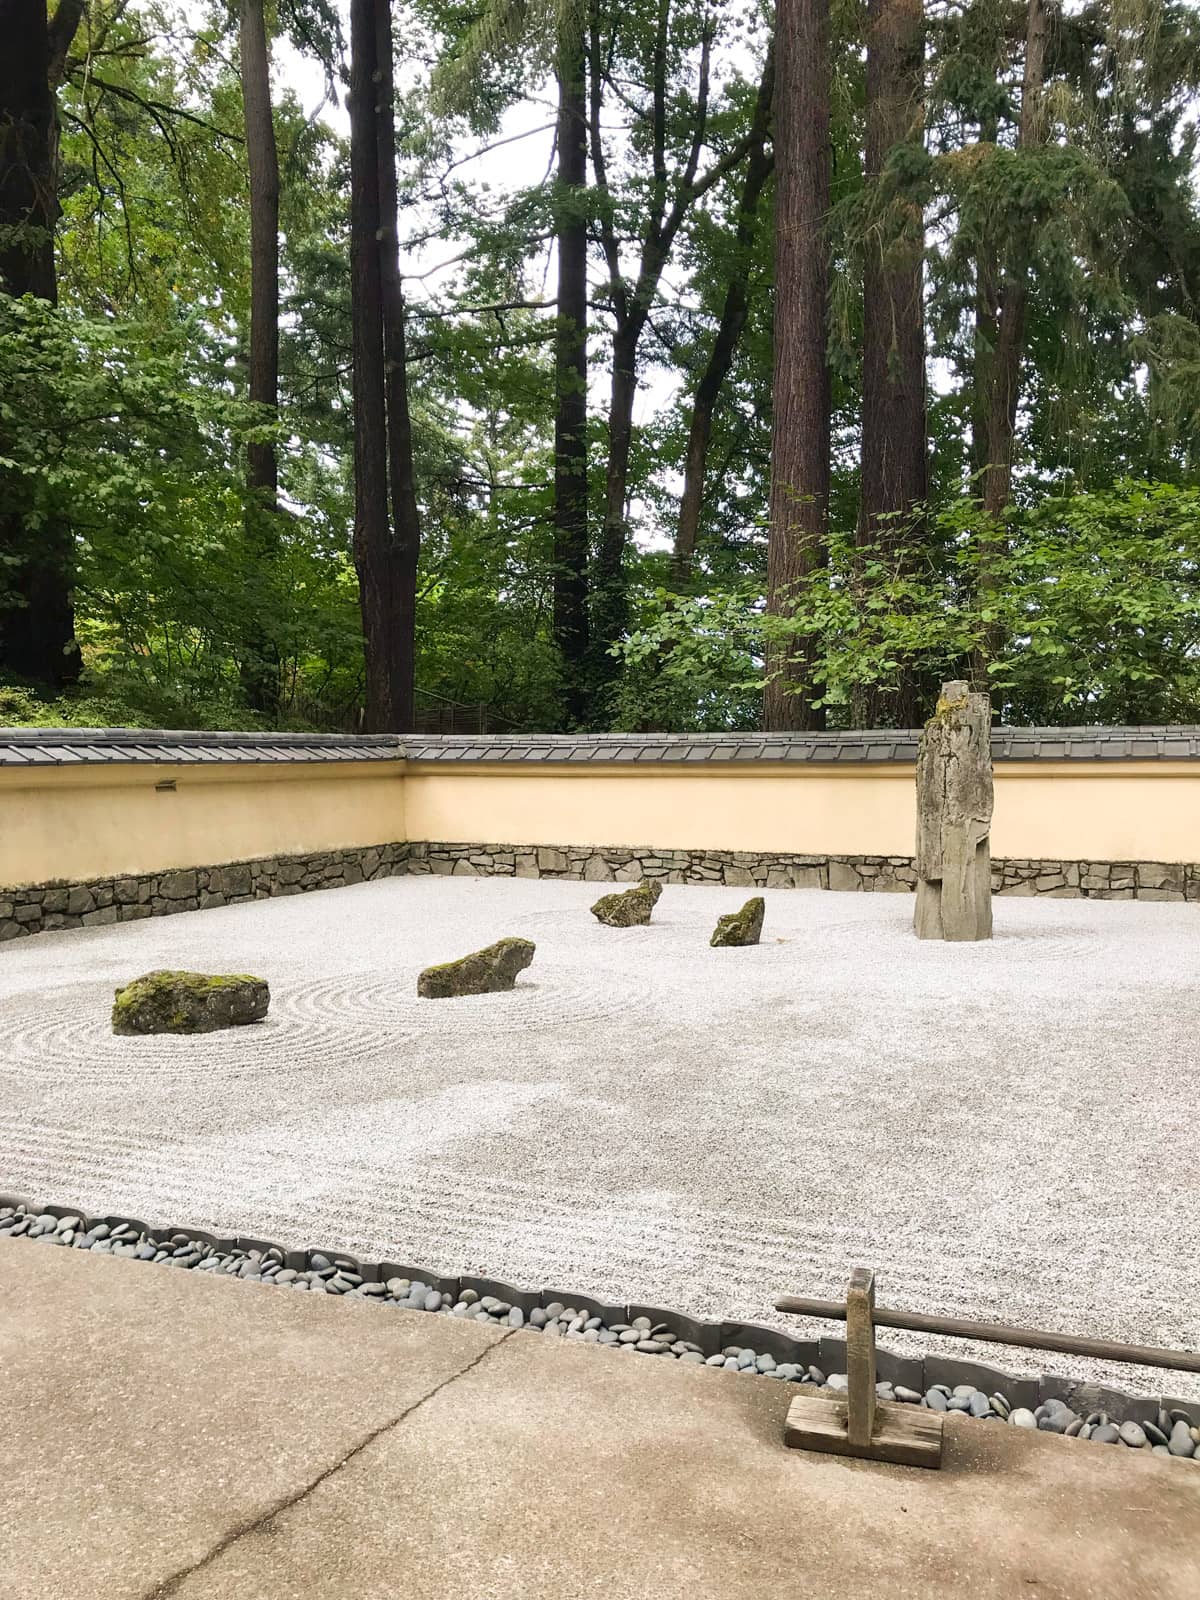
[763,0,830,731]
[672,43,774,583]
[237,0,281,713]
[239,0,279,504]
[0,0,82,686]
[553,16,590,724]
[981,0,1048,520]
[858,0,927,727]
[374,0,420,732]
[350,0,400,732]
[973,0,1049,685]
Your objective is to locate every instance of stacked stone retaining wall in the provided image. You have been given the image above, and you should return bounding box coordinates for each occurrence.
[406,841,1200,901]
[0,842,409,942]
[3,839,1195,942]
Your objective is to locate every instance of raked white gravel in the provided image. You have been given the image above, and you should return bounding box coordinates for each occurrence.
[0,876,1195,1399]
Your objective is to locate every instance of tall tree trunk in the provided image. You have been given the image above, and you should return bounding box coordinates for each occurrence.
[239,0,278,503]
[374,0,420,732]
[974,0,1049,684]
[981,0,1048,518]
[238,0,281,713]
[553,15,590,725]
[349,0,398,732]
[0,0,83,687]
[763,0,830,731]
[673,43,774,584]
[590,318,640,693]
[858,0,926,727]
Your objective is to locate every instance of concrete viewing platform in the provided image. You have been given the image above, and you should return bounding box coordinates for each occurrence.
[1,1242,1195,1599]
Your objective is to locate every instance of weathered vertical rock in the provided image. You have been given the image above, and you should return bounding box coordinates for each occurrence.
[914,681,993,941]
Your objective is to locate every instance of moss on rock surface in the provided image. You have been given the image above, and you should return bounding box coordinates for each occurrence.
[417,936,536,998]
[590,879,662,927]
[111,971,269,1035]
[710,896,765,947]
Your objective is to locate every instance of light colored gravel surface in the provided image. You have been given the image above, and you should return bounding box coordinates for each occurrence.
[0,877,1196,1400]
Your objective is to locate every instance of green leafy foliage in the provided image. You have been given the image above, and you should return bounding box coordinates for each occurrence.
[2,0,1199,732]
[619,482,1200,726]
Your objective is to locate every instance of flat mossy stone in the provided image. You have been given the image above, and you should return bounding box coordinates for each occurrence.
[590,879,662,927]
[112,970,269,1035]
[710,896,765,947]
[417,936,535,999]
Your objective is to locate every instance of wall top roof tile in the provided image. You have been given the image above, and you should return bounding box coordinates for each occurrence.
[4,725,1200,768]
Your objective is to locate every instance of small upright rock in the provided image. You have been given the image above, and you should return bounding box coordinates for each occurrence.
[112,971,269,1035]
[590,879,662,927]
[710,896,765,947]
[417,936,535,998]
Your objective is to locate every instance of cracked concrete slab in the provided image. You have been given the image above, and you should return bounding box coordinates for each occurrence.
[0,1239,506,1600]
[1,1242,1197,1600]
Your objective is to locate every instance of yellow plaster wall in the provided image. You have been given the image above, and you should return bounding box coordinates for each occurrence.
[0,761,406,888]
[3,755,1198,890]
[403,760,1200,863]
[990,765,1200,861]
[402,765,917,855]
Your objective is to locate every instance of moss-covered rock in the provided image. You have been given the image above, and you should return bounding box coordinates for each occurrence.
[112,970,269,1035]
[710,896,765,947]
[417,936,535,998]
[590,878,662,927]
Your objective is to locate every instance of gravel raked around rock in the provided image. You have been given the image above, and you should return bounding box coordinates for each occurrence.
[0,877,1196,1403]
[3,1203,1196,1464]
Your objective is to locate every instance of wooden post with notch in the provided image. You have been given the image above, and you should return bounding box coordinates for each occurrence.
[783,1268,944,1468]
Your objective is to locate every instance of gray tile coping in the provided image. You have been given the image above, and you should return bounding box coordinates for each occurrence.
[4,726,1200,767]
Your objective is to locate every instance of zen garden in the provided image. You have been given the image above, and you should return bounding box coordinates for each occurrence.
[0,0,1198,1595]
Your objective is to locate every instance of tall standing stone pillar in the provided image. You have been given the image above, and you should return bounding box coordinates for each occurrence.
[914,680,993,941]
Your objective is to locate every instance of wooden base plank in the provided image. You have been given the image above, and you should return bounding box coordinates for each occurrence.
[784,1394,944,1469]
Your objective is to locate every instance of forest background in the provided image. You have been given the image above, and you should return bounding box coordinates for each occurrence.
[2,0,1199,734]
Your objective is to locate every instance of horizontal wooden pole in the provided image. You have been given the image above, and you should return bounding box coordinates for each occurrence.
[774,1296,1200,1376]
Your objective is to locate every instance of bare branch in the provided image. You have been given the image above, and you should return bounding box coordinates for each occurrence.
[72,70,244,144]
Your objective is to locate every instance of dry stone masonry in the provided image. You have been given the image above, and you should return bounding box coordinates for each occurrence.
[0,841,409,943]
[2,840,1196,944]
[3,725,1199,943]
[406,842,1199,899]
[914,682,994,942]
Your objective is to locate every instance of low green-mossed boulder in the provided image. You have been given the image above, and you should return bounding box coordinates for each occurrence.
[112,970,269,1034]
[710,896,765,948]
[417,936,535,998]
[590,878,662,927]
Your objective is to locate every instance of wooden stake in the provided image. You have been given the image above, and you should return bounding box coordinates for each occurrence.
[845,1265,877,1448]
[783,1267,944,1469]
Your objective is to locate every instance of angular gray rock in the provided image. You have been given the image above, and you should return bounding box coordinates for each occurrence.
[112,971,269,1034]
[590,879,662,927]
[914,680,994,941]
[417,936,535,998]
[710,897,765,947]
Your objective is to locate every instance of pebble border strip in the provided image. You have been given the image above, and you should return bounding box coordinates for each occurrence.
[1,1196,1195,1462]
[4,839,1196,943]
